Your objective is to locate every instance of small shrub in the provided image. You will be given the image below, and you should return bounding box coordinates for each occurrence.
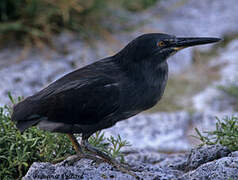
[0,102,75,179]
[89,131,131,162]
[195,116,238,151]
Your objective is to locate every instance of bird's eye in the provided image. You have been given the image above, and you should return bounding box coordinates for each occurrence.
[158,41,165,47]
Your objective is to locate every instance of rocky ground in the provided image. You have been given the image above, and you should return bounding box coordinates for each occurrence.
[23,145,238,180]
[0,0,238,179]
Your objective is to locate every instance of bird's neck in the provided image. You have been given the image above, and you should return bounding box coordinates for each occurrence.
[115,55,168,88]
[141,60,168,88]
[114,56,169,112]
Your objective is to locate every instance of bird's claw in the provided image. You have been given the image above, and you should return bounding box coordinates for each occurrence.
[113,163,140,179]
[61,155,81,166]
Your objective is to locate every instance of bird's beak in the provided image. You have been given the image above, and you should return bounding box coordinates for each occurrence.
[172,37,221,51]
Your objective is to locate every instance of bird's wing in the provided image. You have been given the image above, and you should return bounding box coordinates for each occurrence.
[30,75,121,126]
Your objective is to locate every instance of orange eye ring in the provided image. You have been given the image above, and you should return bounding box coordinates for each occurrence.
[158,41,165,47]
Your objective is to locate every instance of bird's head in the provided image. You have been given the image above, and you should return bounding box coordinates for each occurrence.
[117,33,221,64]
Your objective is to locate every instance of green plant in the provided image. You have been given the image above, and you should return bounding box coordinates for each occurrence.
[89,131,131,163]
[0,94,130,179]
[0,97,75,179]
[195,116,238,151]
[218,85,238,99]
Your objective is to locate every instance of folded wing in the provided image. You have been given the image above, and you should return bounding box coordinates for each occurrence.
[12,74,120,133]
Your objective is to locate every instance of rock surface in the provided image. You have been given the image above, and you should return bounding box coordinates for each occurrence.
[23,145,237,180]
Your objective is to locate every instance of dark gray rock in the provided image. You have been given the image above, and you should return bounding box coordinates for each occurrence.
[23,146,238,180]
[23,156,180,180]
[181,156,238,180]
[173,145,231,171]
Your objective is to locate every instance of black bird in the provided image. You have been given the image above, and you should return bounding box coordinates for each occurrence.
[11,33,220,175]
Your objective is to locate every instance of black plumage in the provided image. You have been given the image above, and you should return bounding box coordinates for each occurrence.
[11,33,220,176]
[12,34,172,137]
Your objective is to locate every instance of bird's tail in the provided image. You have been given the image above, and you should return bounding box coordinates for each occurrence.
[11,98,41,133]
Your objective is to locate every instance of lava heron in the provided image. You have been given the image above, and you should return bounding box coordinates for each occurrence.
[11,33,220,176]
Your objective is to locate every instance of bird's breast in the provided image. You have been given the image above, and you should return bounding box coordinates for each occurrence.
[121,78,167,114]
[130,62,168,111]
[140,84,165,110]
[114,61,168,120]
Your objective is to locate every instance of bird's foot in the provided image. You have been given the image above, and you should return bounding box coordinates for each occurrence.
[61,153,105,166]
[111,161,140,179]
[81,139,140,179]
[62,154,81,166]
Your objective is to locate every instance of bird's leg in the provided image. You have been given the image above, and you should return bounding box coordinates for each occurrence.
[61,134,104,165]
[81,137,139,178]
[67,133,84,154]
